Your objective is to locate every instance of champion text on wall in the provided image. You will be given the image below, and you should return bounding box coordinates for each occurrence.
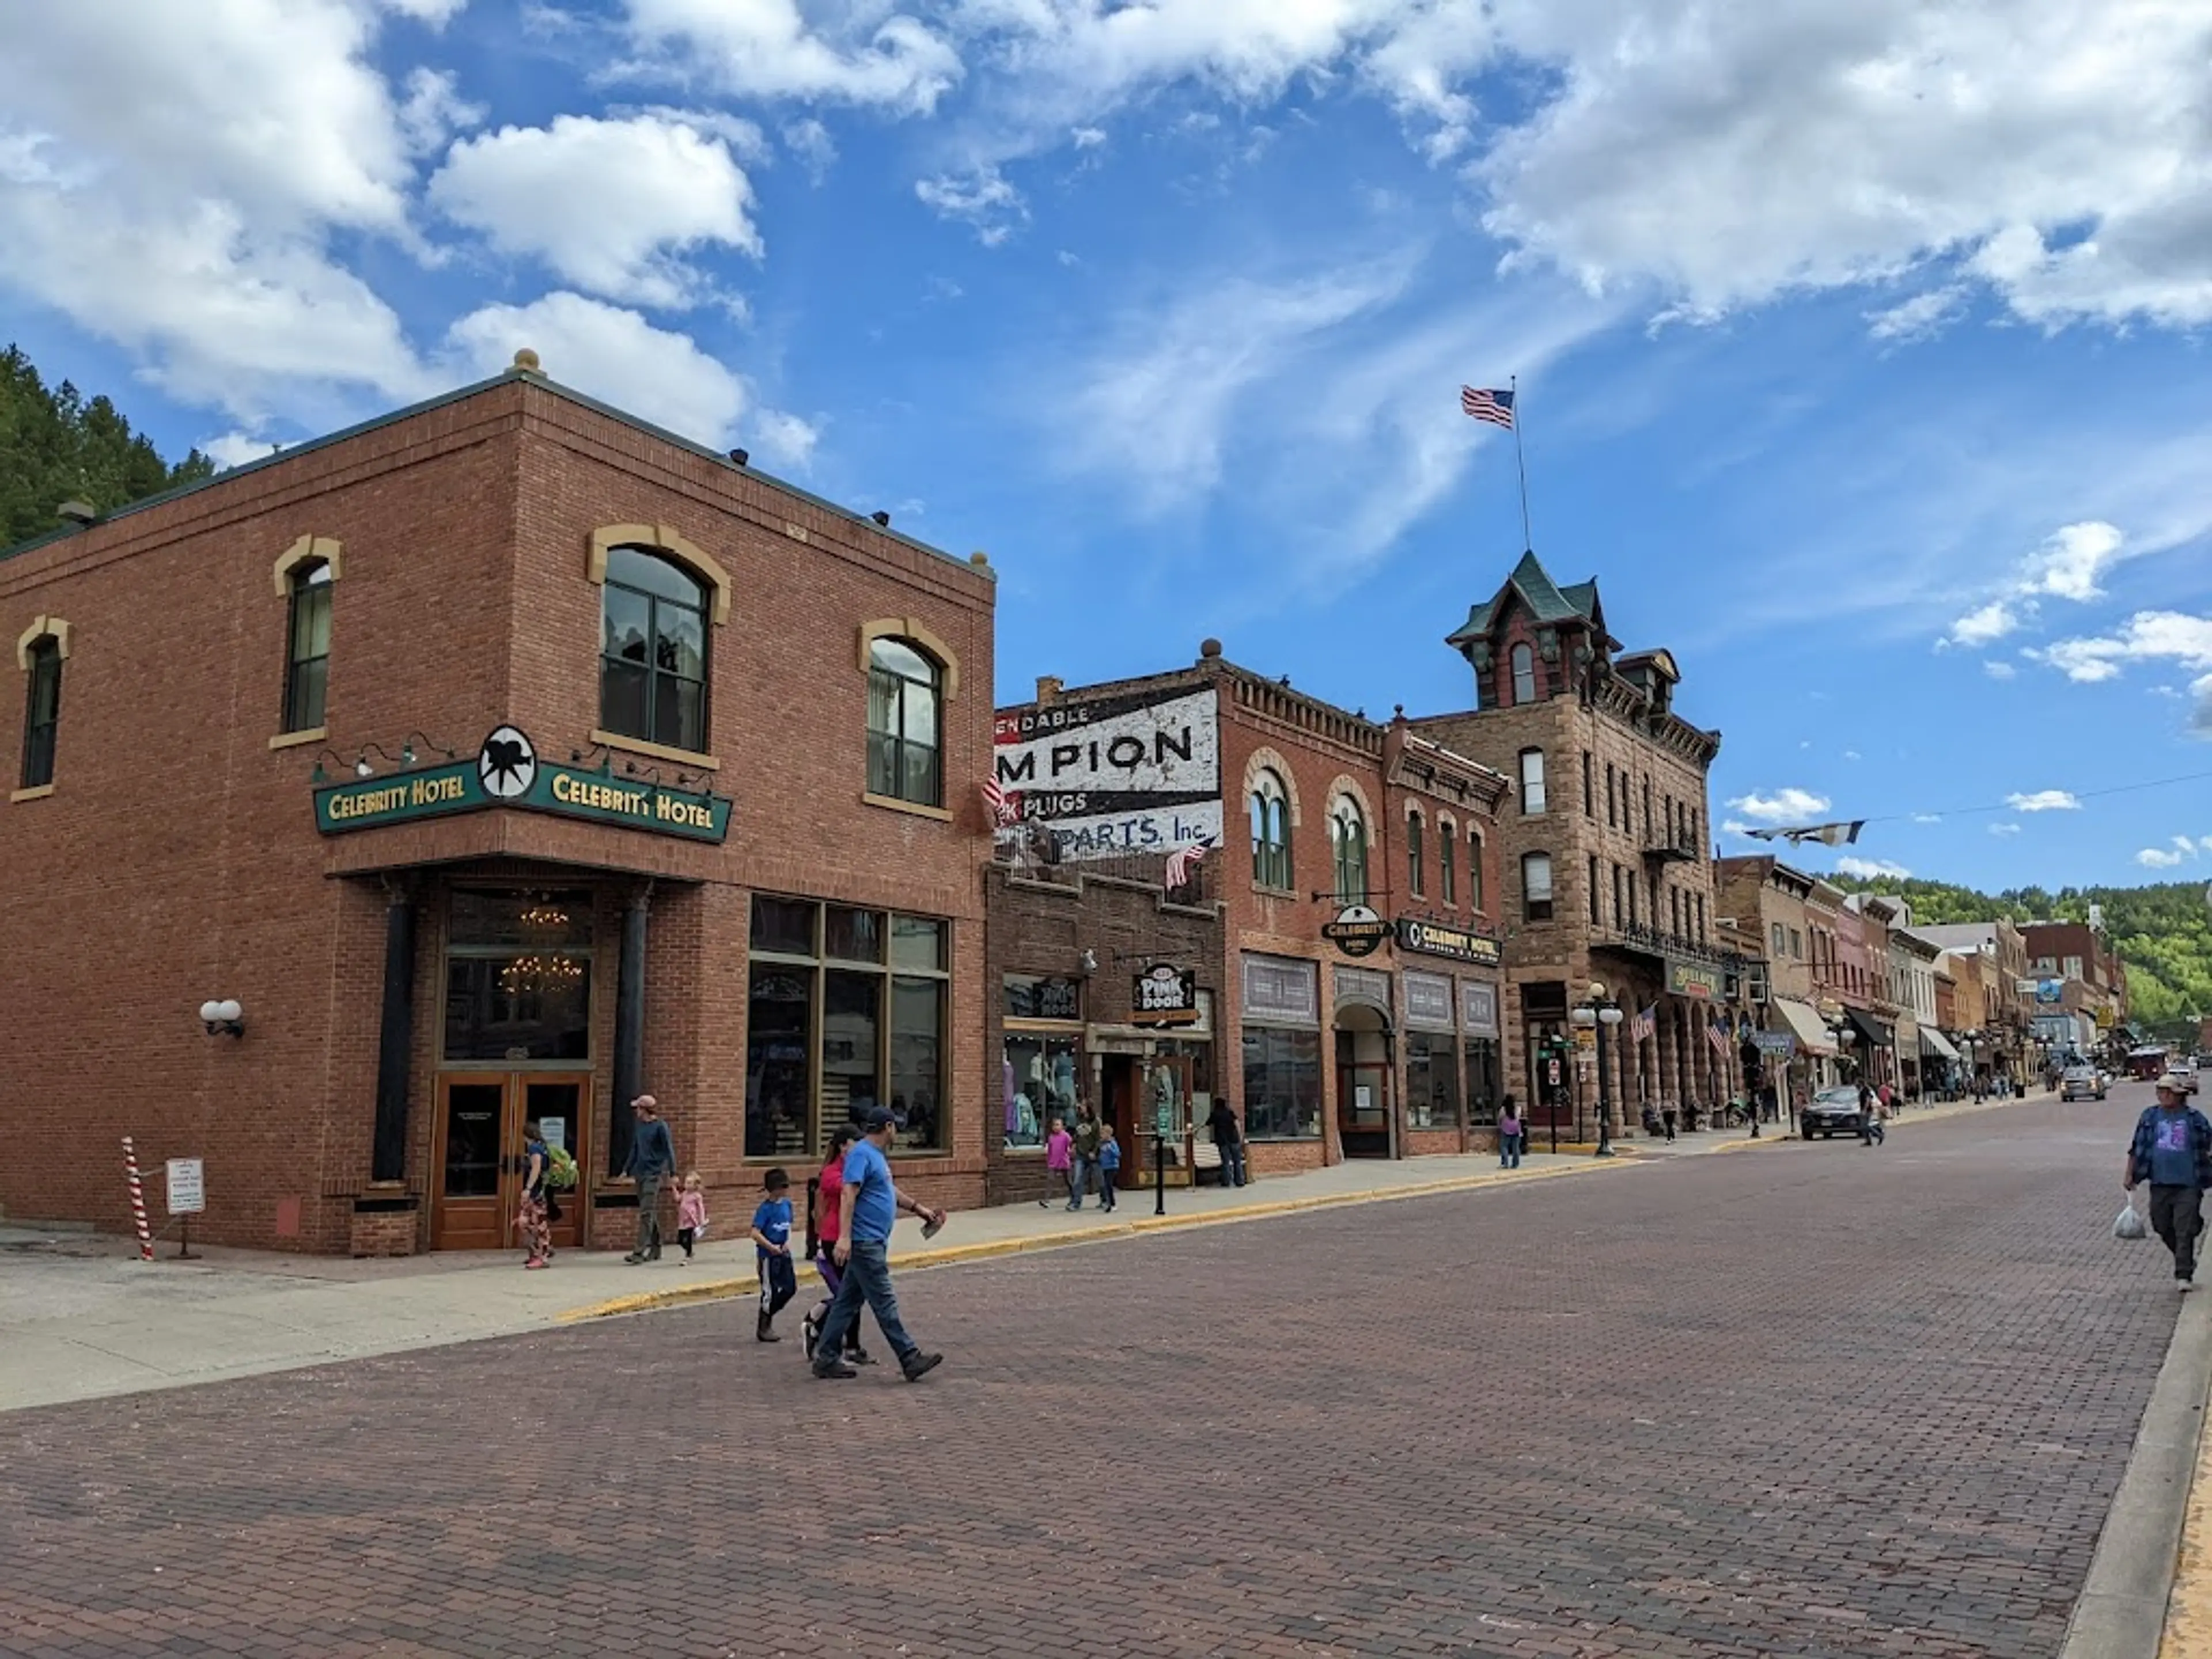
[993,685,1220,861]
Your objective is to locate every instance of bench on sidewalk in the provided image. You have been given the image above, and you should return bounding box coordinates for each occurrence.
[1192,1138,1224,1185]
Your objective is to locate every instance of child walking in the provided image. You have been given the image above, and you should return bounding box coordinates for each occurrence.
[1097,1127,1122,1213]
[750,1168,797,1342]
[675,1172,708,1263]
[1038,1116,1073,1208]
[1497,1097,1523,1169]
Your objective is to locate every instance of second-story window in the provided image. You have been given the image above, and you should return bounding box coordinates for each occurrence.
[1250,769,1293,889]
[283,560,332,733]
[1330,797,1369,906]
[1510,642,1536,705]
[1468,830,1486,913]
[600,546,710,753]
[1519,748,1546,814]
[1588,853,1601,922]
[1440,822,1456,905]
[866,638,944,806]
[1407,811,1425,899]
[1522,851,1554,922]
[1772,921,1786,956]
[1582,751,1594,818]
[20,636,62,790]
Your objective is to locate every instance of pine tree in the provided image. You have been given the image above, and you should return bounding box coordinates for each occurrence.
[0,346,216,547]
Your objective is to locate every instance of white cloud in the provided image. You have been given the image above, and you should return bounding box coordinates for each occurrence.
[1726,787,1831,824]
[619,0,961,114]
[429,114,761,307]
[1866,285,1967,344]
[1989,821,2022,836]
[2019,520,2124,603]
[2006,790,2079,813]
[1947,599,2020,647]
[396,67,484,157]
[1983,660,2017,681]
[202,431,281,469]
[781,117,838,182]
[1837,856,1910,880]
[379,0,469,23]
[1842,749,1862,762]
[2035,612,2212,683]
[915,165,1027,245]
[2139,846,2188,869]
[1910,813,1944,824]
[1721,819,1760,840]
[445,292,815,465]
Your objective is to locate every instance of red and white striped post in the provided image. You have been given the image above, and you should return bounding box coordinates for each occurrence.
[121,1137,154,1262]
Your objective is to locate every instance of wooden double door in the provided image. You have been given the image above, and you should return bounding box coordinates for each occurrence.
[430,1071,592,1251]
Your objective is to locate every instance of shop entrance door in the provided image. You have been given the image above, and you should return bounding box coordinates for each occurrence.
[430,1073,592,1251]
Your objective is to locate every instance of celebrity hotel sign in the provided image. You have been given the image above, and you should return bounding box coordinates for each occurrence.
[315,726,732,844]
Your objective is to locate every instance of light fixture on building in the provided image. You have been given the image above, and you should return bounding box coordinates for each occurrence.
[501,955,584,996]
[199,999,245,1038]
[354,755,374,778]
[1077,949,1098,975]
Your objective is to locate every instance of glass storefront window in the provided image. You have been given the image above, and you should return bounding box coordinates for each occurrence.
[1464,1037,1502,1124]
[1406,1032,1461,1129]
[825,906,884,963]
[1005,1033,1080,1147]
[751,896,816,957]
[1243,1027,1322,1140]
[745,964,812,1158]
[450,889,593,950]
[823,969,882,1137]
[1005,974,1081,1021]
[891,916,945,971]
[889,978,943,1152]
[443,890,594,1062]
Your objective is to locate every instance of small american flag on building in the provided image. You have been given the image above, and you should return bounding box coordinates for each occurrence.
[980,777,1021,827]
[1706,1019,1729,1056]
[1631,1005,1656,1043]
[1164,836,1214,892]
[1460,386,1514,429]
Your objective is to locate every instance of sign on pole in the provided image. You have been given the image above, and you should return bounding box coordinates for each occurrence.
[165,1158,206,1215]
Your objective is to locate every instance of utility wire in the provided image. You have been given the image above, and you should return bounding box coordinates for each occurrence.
[1852,768,2212,828]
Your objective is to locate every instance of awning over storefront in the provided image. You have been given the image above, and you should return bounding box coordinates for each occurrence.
[1845,1007,1895,1048]
[1920,1028,1961,1062]
[1773,998,1838,1057]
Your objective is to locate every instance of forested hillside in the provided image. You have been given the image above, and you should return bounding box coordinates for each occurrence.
[1831,874,2212,1035]
[1,346,214,546]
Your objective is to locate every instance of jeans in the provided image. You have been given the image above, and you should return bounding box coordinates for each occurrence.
[1218,1142,1247,1187]
[2151,1184,2205,1279]
[759,1252,797,1323]
[631,1171,665,1258]
[816,1240,918,1368]
[1069,1156,1096,1207]
[1499,1132,1521,1169]
[1098,1165,1118,1209]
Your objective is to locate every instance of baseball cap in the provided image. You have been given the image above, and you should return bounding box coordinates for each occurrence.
[2158,1071,2193,1093]
[861,1105,898,1130]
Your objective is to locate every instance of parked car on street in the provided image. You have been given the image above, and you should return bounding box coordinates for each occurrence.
[1802,1086,1866,1139]
[2060,1065,2107,1101]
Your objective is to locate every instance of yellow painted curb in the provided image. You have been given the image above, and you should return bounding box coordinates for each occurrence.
[555,1158,1617,1324]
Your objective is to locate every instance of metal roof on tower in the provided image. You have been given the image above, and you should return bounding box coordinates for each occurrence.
[1445,549,1603,648]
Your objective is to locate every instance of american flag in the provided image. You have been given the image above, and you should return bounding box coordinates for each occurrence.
[1706,1019,1729,1056]
[979,777,1021,828]
[1164,836,1214,892]
[1460,386,1514,429]
[1631,1005,1656,1043]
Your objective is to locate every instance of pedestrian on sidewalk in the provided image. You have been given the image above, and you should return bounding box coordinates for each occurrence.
[623,1094,677,1264]
[1069,1104,1103,1210]
[674,1172,708,1263]
[1038,1116,1073,1208]
[1097,1127,1122,1211]
[1661,1101,1678,1142]
[813,1106,946,1383]
[1498,1097,1523,1168]
[750,1168,797,1342]
[1857,1080,1877,1147]
[2126,1073,2212,1292]
[802,1127,872,1368]
[1208,1096,1248,1187]
[517,1118,552,1270]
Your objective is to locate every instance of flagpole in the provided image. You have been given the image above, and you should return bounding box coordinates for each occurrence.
[1510,373,1533,552]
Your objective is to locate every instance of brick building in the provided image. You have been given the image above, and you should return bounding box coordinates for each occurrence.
[0,358,995,1253]
[1917,921,2037,1088]
[1713,855,1844,1100]
[988,643,1510,1181]
[1415,552,1741,1136]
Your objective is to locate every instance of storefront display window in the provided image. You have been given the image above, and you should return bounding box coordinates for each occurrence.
[746,894,950,1155]
[1243,1027,1322,1139]
[442,890,594,1062]
[1464,1036,1502,1124]
[1406,1032,1460,1128]
[1004,1033,1079,1147]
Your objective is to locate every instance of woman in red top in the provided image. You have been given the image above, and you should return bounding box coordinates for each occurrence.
[803,1127,873,1366]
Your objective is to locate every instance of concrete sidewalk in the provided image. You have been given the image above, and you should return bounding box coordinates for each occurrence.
[0,1089,2044,1415]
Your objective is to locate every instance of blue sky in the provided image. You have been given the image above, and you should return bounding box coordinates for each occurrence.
[4,0,2209,890]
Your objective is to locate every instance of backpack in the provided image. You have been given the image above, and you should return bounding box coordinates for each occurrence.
[545,1146,579,1191]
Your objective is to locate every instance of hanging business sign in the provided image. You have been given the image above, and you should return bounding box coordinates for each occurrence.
[991,685,1221,862]
[1321,904,1391,958]
[1752,1031,1797,1057]
[1394,917,1501,965]
[1666,960,1725,1001]
[2035,978,2064,1004]
[314,726,733,843]
[1131,964,1200,1029]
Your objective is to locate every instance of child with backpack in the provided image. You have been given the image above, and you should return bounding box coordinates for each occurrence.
[674,1171,708,1263]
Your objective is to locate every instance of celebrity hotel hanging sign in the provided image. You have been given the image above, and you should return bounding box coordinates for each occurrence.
[314,726,732,843]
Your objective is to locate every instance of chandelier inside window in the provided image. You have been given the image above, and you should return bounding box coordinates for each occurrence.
[501,953,584,995]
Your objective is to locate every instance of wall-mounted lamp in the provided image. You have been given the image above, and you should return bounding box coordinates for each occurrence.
[198,999,245,1038]
[400,732,457,768]
[309,749,347,783]
[1078,949,1098,975]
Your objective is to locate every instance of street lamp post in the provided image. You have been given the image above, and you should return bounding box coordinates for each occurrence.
[1573,982,1623,1158]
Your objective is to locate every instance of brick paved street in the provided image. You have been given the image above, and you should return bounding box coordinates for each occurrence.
[0,1095,2180,1659]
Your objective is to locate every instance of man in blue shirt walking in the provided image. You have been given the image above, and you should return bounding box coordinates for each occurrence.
[2125,1073,2212,1290]
[813,1106,947,1382]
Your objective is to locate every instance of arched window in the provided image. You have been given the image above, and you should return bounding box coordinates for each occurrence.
[600,546,710,753]
[1439,821,1457,906]
[283,559,332,733]
[866,637,942,806]
[1521,851,1554,922]
[1406,810,1425,899]
[19,635,62,791]
[1468,830,1486,914]
[1510,642,1536,705]
[1329,797,1368,906]
[1518,747,1547,815]
[1249,769,1292,889]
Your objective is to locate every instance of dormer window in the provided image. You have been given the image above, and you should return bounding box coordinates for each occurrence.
[1510,642,1536,706]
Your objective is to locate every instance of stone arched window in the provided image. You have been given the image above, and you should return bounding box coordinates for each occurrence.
[1438,816,1457,906]
[588,525,731,761]
[1329,795,1369,906]
[15,616,69,796]
[1406,808,1425,899]
[1250,767,1293,890]
[272,536,339,737]
[866,637,944,807]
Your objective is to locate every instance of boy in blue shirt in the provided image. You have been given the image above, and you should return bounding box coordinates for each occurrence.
[2125,1074,2212,1291]
[750,1168,797,1341]
[1097,1127,1122,1213]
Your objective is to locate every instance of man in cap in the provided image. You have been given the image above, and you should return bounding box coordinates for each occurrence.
[2124,1073,2212,1290]
[623,1094,677,1265]
[813,1105,947,1382]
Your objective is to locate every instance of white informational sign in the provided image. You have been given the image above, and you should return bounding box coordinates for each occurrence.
[541,1120,566,1152]
[1354,1085,1373,1112]
[993,685,1221,863]
[165,1158,206,1215]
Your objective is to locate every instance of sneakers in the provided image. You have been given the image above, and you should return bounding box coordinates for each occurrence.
[801,1310,822,1364]
[901,1351,944,1383]
[523,1257,547,1270]
[812,1361,858,1380]
[623,1252,645,1264]
[756,1312,781,1343]
[847,1345,875,1366]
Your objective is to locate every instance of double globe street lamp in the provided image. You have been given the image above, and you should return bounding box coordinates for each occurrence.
[1570,981,1624,1158]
